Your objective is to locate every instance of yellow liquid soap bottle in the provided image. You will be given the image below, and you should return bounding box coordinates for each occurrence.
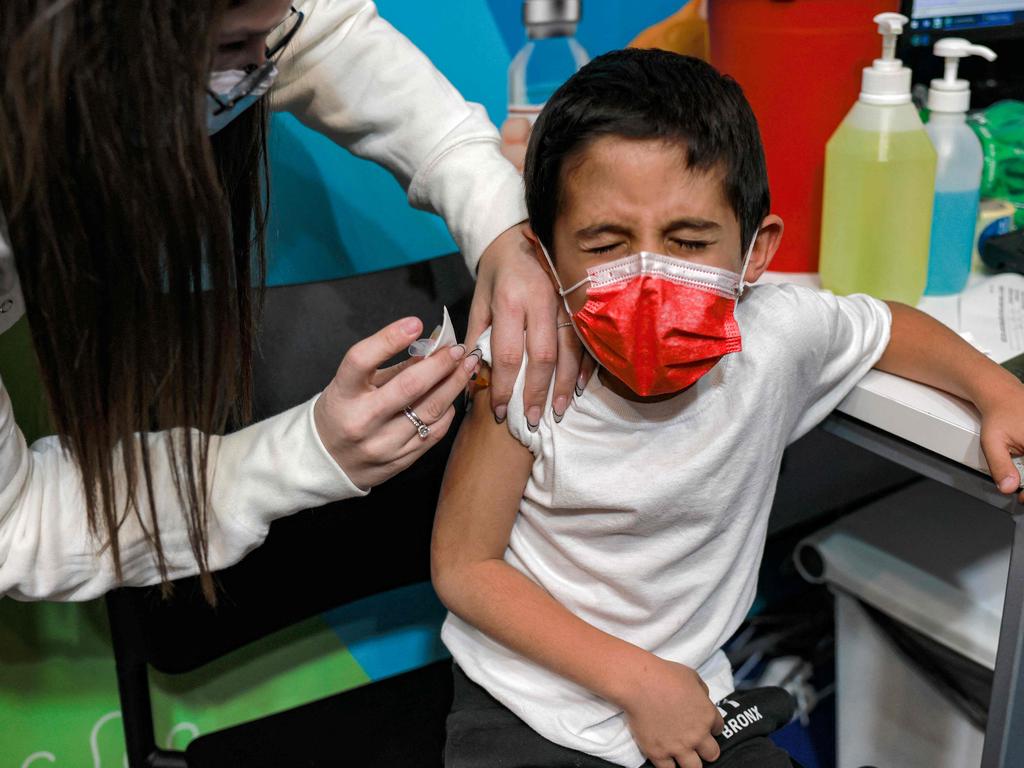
[818,12,937,306]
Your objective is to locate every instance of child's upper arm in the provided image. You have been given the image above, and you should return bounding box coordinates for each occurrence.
[431,381,535,585]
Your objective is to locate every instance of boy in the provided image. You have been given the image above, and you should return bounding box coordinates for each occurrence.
[431,49,1024,768]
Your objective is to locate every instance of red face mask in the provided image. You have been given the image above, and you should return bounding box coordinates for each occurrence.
[548,246,754,397]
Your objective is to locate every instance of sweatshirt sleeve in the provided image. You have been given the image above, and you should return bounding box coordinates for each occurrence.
[271,0,528,272]
[0,378,366,602]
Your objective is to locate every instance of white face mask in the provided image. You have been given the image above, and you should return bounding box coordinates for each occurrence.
[206,63,278,136]
[544,234,759,302]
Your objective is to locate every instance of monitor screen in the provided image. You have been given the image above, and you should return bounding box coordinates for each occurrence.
[908,0,1024,46]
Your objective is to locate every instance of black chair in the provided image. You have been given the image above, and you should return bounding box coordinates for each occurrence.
[106,254,475,767]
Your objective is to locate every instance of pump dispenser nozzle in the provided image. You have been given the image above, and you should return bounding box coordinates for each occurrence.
[927,38,997,113]
[875,12,904,64]
[859,12,911,105]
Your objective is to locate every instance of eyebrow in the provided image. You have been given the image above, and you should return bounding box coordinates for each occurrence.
[664,217,722,233]
[575,217,722,239]
[575,223,631,239]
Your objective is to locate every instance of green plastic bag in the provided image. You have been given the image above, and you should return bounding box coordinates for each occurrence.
[969,100,1024,228]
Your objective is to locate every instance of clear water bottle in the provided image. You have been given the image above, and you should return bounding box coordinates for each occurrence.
[506,0,589,158]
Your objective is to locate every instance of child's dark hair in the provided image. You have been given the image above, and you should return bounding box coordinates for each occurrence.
[524,48,770,257]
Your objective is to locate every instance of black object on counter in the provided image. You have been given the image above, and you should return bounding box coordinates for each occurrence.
[981,228,1024,273]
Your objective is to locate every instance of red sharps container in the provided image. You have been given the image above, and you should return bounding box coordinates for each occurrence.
[709,0,898,274]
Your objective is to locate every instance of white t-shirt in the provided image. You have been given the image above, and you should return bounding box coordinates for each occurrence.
[442,283,892,768]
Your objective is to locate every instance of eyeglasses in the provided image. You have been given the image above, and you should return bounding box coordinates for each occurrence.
[208,5,305,115]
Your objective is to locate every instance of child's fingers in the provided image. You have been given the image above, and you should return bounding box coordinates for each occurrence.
[696,735,721,763]
[981,431,1020,494]
[673,751,702,768]
[712,707,725,735]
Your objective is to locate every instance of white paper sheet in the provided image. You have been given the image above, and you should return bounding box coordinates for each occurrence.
[958,273,1024,363]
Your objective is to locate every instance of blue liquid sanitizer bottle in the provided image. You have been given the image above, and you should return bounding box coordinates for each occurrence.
[924,38,997,295]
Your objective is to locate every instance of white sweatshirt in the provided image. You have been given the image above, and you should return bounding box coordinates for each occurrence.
[0,0,527,601]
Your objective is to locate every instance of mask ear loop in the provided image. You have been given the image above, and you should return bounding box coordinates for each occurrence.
[539,242,604,377]
[539,243,590,300]
[737,232,758,297]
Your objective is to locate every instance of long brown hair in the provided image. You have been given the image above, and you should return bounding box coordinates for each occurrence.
[0,1,270,601]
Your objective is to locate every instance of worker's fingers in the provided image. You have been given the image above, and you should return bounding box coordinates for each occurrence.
[371,357,417,388]
[466,280,493,353]
[981,430,1021,495]
[372,344,468,419]
[396,404,458,460]
[403,349,481,426]
[488,300,527,424]
[334,317,422,395]
[578,351,597,394]
[520,297,560,431]
[551,321,582,423]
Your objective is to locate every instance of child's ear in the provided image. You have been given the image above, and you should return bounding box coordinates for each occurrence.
[743,214,784,284]
[523,225,561,288]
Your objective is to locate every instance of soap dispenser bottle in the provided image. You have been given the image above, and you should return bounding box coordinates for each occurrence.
[924,38,997,295]
[818,13,937,306]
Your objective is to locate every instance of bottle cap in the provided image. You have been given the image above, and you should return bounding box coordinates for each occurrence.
[927,38,997,113]
[523,0,581,39]
[860,13,912,106]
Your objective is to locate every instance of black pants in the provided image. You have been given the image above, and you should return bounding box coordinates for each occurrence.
[445,665,799,768]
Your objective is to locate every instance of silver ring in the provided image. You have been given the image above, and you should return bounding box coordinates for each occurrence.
[557,321,574,329]
[403,406,430,440]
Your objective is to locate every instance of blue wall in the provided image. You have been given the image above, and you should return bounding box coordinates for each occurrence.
[266,0,688,286]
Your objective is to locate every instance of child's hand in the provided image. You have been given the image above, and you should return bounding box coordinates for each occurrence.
[979,378,1024,502]
[619,655,724,768]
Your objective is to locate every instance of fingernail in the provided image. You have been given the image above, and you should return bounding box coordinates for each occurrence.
[449,343,467,360]
[1000,475,1018,493]
[553,396,567,423]
[463,351,481,372]
[494,404,507,424]
[575,372,586,396]
[527,406,540,432]
[402,317,420,335]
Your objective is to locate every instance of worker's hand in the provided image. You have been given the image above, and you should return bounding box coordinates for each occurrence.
[468,222,593,428]
[314,317,481,490]
[619,655,723,768]
[978,378,1024,502]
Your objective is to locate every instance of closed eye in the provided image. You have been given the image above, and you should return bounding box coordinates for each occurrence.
[672,239,710,251]
[585,243,625,254]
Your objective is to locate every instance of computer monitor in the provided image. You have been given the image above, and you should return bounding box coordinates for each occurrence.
[900,0,1024,106]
